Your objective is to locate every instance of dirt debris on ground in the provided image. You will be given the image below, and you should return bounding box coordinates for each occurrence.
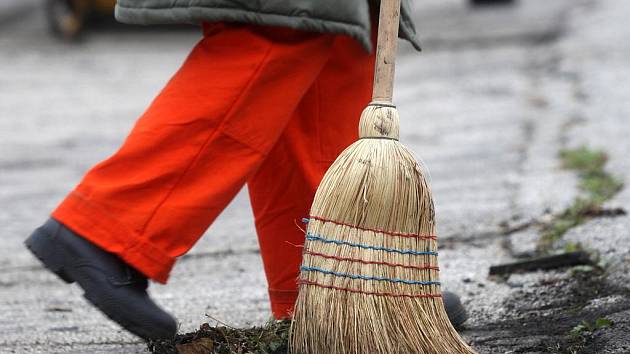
[148,320,290,354]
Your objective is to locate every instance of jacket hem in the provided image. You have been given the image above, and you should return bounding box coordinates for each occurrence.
[115,5,374,52]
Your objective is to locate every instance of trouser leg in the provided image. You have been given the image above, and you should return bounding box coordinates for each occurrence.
[248,34,376,318]
[52,23,335,283]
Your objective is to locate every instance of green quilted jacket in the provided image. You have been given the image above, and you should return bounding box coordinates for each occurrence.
[115,0,421,52]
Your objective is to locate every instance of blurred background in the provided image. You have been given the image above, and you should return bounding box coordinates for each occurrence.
[2,0,630,353]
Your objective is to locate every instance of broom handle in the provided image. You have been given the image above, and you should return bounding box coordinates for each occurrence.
[372,0,402,103]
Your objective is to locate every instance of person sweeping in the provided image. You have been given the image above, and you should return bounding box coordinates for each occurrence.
[24,0,468,341]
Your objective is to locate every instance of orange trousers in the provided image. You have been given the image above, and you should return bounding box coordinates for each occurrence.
[52,23,375,318]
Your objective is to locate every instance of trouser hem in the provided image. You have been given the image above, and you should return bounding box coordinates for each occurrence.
[51,191,175,283]
[269,288,298,319]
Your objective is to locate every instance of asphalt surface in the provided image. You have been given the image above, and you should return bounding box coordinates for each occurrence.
[1,0,629,353]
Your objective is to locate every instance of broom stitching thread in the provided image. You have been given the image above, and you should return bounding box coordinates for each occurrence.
[360,136,399,141]
[298,280,442,299]
[303,250,440,271]
[305,234,438,256]
[367,102,396,108]
[304,216,437,240]
[301,266,441,285]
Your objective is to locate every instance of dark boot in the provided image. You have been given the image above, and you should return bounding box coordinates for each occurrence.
[443,290,469,328]
[25,218,177,340]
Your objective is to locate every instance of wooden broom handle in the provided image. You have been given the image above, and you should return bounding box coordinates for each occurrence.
[372,0,402,103]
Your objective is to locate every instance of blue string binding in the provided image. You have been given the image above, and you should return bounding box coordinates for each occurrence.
[300,266,440,286]
[305,234,438,256]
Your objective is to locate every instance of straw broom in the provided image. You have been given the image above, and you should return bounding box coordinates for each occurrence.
[289,1,478,353]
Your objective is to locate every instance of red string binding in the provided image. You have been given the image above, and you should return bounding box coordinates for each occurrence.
[299,280,442,299]
[308,215,437,240]
[304,251,439,271]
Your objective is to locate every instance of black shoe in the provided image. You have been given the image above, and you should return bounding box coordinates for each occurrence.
[443,290,469,328]
[25,218,177,340]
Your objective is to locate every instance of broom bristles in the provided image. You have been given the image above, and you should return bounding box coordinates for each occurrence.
[289,104,477,354]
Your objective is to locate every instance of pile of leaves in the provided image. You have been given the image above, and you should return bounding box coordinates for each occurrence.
[148,320,290,354]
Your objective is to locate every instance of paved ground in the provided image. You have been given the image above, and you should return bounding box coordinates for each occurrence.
[1,0,629,353]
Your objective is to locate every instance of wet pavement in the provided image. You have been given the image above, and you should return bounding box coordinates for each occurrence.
[1,0,629,353]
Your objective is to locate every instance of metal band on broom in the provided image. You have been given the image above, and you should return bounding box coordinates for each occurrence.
[289,1,478,353]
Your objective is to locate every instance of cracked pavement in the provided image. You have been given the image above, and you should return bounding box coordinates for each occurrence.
[1,0,629,353]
